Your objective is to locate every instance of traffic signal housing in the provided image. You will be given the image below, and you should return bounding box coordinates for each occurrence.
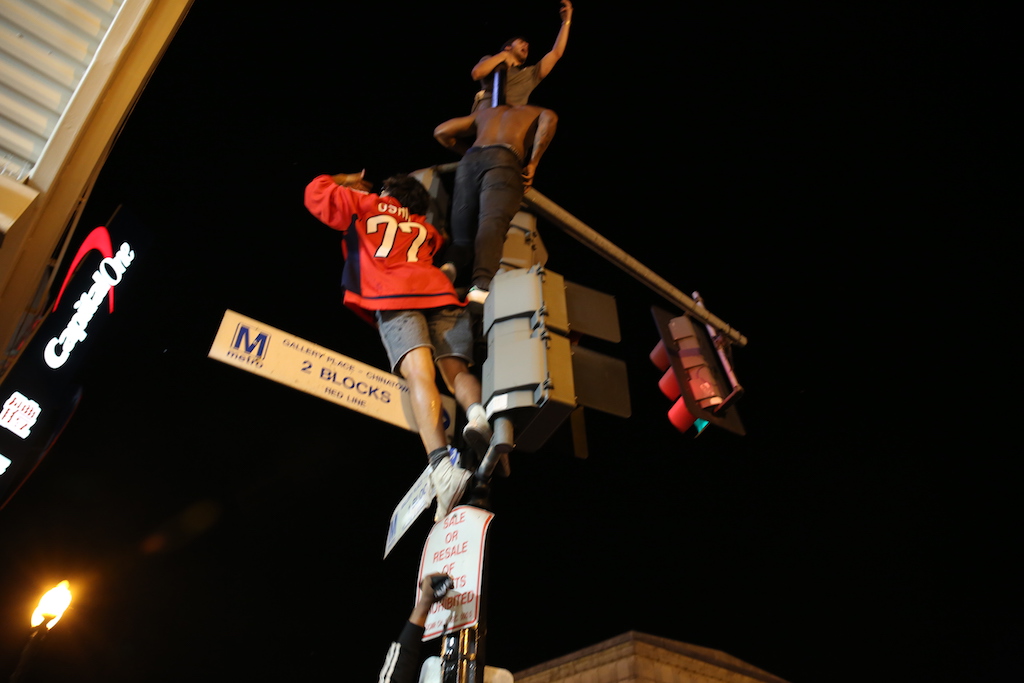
[650,305,745,436]
[482,263,631,454]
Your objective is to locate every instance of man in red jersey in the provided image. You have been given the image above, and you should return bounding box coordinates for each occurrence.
[304,170,490,521]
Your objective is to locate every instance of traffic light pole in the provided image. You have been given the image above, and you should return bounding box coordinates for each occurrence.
[440,608,484,683]
[428,164,747,348]
[521,189,748,347]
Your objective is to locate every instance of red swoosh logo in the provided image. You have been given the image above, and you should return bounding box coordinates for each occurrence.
[51,226,115,313]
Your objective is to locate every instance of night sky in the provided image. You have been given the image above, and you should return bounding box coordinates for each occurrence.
[0,3,1016,682]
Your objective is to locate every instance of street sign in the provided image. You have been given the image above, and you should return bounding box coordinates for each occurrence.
[207,310,455,437]
[419,505,495,640]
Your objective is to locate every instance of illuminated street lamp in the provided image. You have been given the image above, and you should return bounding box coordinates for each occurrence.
[31,580,72,629]
[10,581,72,683]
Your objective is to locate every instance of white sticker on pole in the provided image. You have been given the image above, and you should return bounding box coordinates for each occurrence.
[384,465,435,559]
[419,505,495,640]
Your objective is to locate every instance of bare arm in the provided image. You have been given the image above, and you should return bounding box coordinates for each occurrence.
[471,51,516,82]
[409,574,451,627]
[433,115,477,156]
[330,170,372,191]
[522,109,558,190]
[536,0,573,80]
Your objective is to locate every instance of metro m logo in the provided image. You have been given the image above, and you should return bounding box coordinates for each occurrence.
[231,324,269,361]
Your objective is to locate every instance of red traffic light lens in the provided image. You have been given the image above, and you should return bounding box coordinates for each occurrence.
[668,398,697,432]
[658,368,680,400]
[649,339,670,371]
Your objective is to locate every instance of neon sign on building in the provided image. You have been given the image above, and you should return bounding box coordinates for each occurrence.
[2,219,138,509]
[43,226,136,369]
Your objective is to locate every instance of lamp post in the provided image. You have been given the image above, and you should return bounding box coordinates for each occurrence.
[9,580,72,683]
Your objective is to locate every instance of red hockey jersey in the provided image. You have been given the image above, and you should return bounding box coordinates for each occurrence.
[304,175,464,317]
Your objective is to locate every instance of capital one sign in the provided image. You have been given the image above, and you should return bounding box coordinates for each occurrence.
[1,220,139,508]
[43,226,136,369]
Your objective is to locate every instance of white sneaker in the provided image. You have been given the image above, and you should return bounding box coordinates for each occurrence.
[466,286,489,305]
[462,403,492,454]
[430,458,472,522]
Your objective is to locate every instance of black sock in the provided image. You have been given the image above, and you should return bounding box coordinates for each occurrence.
[428,446,449,468]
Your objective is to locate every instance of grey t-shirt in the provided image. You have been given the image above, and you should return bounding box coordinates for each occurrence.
[473,60,543,110]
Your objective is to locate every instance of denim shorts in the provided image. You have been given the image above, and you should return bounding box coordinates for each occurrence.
[376,307,473,374]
